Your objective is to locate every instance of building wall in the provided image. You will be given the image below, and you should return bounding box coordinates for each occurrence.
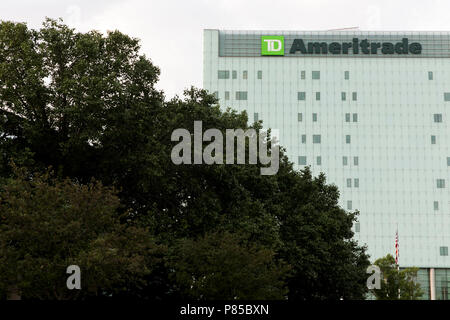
[203,30,450,271]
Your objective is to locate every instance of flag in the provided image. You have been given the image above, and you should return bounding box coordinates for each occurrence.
[395,229,399,266]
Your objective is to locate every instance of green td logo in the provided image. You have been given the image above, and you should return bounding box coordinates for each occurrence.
[261,36,284,55]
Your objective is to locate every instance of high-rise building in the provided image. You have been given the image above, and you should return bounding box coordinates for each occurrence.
[203,30,450,299]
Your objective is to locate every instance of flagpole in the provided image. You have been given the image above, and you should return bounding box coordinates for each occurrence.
[396,224,400,299]
[396,223,399,271]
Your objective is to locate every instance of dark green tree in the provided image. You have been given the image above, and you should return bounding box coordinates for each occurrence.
[0,166,165,300]
[0,19,370,300]
[371,254,423,300]
[273,167,370,300]
[170,231,289,300]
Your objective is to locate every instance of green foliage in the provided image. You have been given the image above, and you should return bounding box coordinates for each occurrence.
[0,18,163,182]
[275,170,371,299]
[169,232,289,300]
[371,254,423,300]
[0,166,165,299]
[0,19,371,300]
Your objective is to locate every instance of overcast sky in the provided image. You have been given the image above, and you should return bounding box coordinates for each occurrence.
[1,0,449,98]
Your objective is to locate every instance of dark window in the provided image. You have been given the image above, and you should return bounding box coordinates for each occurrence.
[218,70,230,79]
[298,156,307,165]
[236,91,248,100]
[313,135,321,144]
[346,135,351,144]
[301,134,306,143]
[316,156,322,165]
[298,92,306,100]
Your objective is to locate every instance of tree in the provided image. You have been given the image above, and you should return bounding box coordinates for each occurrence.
[0,166,165,300]
[371,254,423,300]
[0,18,164,187]
[274,168,371,300]
[169,232,289,300]
[0,19,371,300]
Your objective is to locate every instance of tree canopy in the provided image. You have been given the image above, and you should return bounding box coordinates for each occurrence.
[0,18,370,300]
[371,254,423,300]
[0,166,164,300]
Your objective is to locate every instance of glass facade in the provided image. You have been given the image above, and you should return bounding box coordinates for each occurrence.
[416,269,430,300]
[436,269,450,300]
[204,30,450,299]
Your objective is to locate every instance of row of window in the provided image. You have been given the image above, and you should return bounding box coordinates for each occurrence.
[213,91,248,100]
[298,113,359,122]
[298,134,353,144]
[298,135,449,154]
[218,70,323,80]
[260,113,443,130]
[218,70,260,80]
[298,155,448,179]
[297,156,449,167]
[304,71,321,80]
[219,70,445,83]
[343,156,359,166]
[215,90,362,102]
[301,134,321,143]
[298,133,442,146]
[298,156,324,166]
[215,91,450,107]
[298,155,360,166]
[346,178,360,188]
[298,91,358,101]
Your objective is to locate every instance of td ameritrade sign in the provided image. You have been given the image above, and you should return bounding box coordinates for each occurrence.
[261,36,422,56]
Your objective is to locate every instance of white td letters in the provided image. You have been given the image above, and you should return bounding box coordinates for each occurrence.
[264,39,282,52]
